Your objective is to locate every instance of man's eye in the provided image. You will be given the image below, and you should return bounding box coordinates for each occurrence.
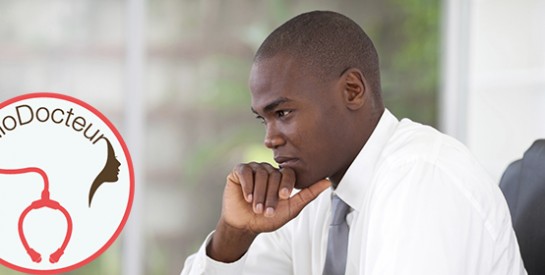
[276,110,291,118]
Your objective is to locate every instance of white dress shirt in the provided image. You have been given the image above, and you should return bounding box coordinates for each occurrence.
[181,109,526,275]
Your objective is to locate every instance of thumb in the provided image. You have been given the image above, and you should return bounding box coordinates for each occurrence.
[288,179,331,218]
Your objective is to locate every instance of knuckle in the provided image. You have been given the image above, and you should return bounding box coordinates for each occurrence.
[226,173,235,182]
[256,162,275,174]
[297,192,312,204]
[236,163,250,173]
[255,167,268,177]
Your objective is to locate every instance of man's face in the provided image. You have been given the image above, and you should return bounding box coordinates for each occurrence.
[249,54,350,189]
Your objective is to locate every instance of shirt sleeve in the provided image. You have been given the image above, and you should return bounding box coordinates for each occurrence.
[180,231,248,275]
[181,228,294,275]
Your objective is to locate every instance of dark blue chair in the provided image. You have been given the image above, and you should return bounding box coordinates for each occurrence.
[499,139,545,275]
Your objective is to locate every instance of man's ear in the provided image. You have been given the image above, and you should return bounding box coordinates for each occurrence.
[342,68,367,110]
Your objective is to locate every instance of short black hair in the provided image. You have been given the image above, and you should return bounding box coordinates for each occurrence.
[255,11,381,97]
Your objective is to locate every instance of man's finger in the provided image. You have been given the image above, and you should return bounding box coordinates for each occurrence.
[264,170,281,217]
[235,164,254,203]
[278,168,296,200]
[252,166,268,214]
[287,179,331,218]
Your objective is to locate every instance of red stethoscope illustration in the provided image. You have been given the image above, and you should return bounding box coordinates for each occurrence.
[0,167,72,264]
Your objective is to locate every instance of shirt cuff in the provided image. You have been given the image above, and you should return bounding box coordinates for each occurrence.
[181,231,248,275]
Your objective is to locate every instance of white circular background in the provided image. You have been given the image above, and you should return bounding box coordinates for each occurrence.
[0,95,132,272]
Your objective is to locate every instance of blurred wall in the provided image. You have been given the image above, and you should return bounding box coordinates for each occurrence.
[468,0,545,181]
[3,0,542,274]
[442,0,545,182]
[0,0,443,274]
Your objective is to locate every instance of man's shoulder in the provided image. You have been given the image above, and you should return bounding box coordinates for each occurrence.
[380,118,469,165]
[372,118,511,239]
[377,117,494,192]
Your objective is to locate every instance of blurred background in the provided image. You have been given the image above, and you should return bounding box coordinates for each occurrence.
[0,0,543,274]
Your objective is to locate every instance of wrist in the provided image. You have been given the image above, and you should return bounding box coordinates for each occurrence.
[206,218,258,263]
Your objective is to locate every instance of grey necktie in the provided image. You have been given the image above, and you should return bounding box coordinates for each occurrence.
[323,194,350,275]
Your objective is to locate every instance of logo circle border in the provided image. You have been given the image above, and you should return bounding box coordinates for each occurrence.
[0,92,135,274]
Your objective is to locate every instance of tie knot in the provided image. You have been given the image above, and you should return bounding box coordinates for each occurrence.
[330,195,350,225]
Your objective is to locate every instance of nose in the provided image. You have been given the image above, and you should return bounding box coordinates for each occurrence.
[264,122,286,149]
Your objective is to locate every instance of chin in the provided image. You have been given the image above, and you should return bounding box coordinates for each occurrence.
[294,174,323,190]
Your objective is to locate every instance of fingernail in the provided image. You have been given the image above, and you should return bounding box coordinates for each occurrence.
[280,188,290,198]
[265,207,275,217]
[247,194,253,203]
[255,203,263,214]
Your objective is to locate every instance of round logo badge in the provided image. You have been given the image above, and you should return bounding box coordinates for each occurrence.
[0,93,134,274]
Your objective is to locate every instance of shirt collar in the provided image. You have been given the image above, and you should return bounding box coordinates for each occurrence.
[334,108,399,211]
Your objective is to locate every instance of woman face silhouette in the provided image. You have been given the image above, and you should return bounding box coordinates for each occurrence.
[103,139,121,182]
[89,138,121,207]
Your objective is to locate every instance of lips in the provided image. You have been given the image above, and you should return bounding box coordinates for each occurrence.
[274,156,299,168]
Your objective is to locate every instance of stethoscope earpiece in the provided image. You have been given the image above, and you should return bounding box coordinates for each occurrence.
[2,168,73,264]
[18,198,72,263]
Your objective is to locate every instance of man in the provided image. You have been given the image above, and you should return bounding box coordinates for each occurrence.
[181,11,526,274]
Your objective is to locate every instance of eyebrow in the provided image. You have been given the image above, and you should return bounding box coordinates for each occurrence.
[251,97,292,114]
